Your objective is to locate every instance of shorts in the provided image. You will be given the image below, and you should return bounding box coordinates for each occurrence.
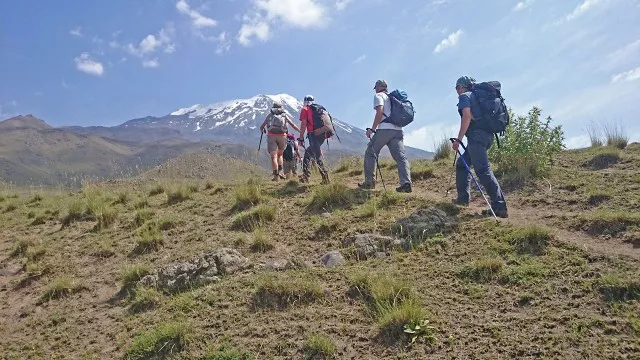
[267,135,287,153]
[283,160,297,174]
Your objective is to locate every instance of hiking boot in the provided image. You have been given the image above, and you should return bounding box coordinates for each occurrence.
[298,175,309,183]
[278,172,286,180]
[357,182,375,190]
[396,183,412,193]
[272,171,279,181]
[452,199,469,207]
[321,177,331,185]
[482,208,508,218]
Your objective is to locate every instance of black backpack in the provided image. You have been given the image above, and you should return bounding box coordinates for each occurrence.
[309,104,335,138]
[471,81,509,144]
[283,138,295,161]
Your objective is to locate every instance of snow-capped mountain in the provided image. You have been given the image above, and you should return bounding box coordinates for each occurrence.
[118,93,429,158]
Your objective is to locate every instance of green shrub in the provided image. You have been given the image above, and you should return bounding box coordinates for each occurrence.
[3,202,17,213]
[253,273,324,309]
[412,160,435,180]
[509,225,553,255]
[26,246,46,262]
[128,286,161,313]
[232,179,263,211]
[204,181,216,190]
[166,185,193,205]
[433,137,452,161]
[587,122,603,147]
[10,239,33,257]
[134,198,149,209]
[231,205,276,231]
[41,276,86,302]
[576,210,640,236]
[87,197,117,230]
[596,275,640,302]
[148,184,165,196]
[250,230,274,253]
[124,322,190,360]
[61,198,87,226]
[28,193,43,204]
[303,333,337,360]
[120,264,151,288]
[308,183,354,212]
[377,300,427,342]
[489,107,564,182]
[133,209,155,228]
[603,123,629,149]
[460,258,505,283]
[584,147,621,170]
[114,191,130,205]
[136,222,164,252]
[30,215,47,226]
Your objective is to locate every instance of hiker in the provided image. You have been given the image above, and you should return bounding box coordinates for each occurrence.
[358,80,412,193]
[259,101,300,181]
[283,133,302,179]
[298,95,331,184]
[452,76,508,218]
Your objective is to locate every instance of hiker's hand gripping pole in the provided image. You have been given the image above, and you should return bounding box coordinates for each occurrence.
[449,138,499,223]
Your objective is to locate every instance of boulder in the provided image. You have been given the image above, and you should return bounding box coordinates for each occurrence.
[139,248,249,292]
[392,207,457,240]
[321,250,345,267]
[342,233,403,260]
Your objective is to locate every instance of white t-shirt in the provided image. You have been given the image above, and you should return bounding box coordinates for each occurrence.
[373,92,402,131]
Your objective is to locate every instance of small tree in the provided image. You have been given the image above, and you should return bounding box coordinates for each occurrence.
[489,107,564,182]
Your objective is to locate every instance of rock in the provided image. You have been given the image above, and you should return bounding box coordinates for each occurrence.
[321,250,345,267]
[321,212,331,218]
[265,259,291,271]
[392,207,457,240]
[138,248,249,292]
[215,248,251,275]
[342,233,402,260]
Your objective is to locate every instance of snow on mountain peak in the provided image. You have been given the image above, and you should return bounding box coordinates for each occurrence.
[170,94,303,119]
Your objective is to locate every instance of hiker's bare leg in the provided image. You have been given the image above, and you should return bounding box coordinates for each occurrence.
[270,151,278,171]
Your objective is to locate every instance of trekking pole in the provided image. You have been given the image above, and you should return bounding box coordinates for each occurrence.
[256,130,265,163]
[445,151,458,196]
[449,138,498,222]
[367,128,386,191]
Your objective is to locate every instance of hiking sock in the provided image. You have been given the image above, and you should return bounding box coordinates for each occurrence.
[277,165,283,172]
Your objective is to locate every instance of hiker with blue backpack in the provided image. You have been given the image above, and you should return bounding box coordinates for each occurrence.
[451,76,508,218]
[358,80,414,193]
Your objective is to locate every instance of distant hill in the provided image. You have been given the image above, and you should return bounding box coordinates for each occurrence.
[0,115,262,186]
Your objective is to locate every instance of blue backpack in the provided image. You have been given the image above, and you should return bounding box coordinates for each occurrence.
[382,89,414,127]
[471,81,509,137]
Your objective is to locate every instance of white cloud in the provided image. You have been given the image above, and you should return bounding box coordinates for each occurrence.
[70,26,83,37]
[603,40,640,70]
[335,0,351,11]
[352,54,366,64]
[109,40,120,49]
[566,0,602,21]
[74,53,104,76]
[142,59,160,68]
[433,29,463,53]
[215,32,231,54]
[238,16,271,46]
[126,25,176,58]
[513,0,534,12]
[564,134,591,149]
[404,122,459,151]
[176,0,217,28]
[238,0,326,45]
[611,66,640,83]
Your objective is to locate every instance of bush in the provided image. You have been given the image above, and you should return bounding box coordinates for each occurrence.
[509,225,553,255]
[3,202,17,213]
[128,285,161,313]
[596,275,640,302]
[489,107,564,182]
[232,179,263,211]
[303,333,337,360]
[308,183,355,212]
[61,198,87,226]
[86,195,118,231]
[433,137,452,161]
[231,205,276,231]
[41,276,86,302]
[133,209,155,228]
[250,230,274,253]
[412,160,435,180]
[584,147,621,170]
[148,184,165,196]
[587,122,603,147]
[135,222,164,252]
[166,185,193,205]
[460,258,505,283]
[125,322,190,360]
[28,193,43,204]
[10,239,33,257]
[603,124,629,149]
[120,264,151,288]
[253,273,324,309]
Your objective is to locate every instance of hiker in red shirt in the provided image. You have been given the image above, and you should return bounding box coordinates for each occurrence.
[298,95,330,184]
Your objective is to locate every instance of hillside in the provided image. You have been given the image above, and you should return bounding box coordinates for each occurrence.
[0,115,263,186]
[0,145,639,359]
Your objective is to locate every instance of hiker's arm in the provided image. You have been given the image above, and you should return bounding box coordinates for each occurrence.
[366,105,385,138]
[287,116,300,132]
[259,118,268,133]
[457,108,472,141]
[299,110,307,139]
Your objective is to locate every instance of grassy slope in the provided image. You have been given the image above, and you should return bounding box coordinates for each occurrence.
[0,145,639,359]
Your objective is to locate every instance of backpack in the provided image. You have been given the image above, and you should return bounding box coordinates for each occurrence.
[382,89,414,127]
[309,104,335,138]
[283,138,296,161]
[267,109,288,134]
[470,81,509,140]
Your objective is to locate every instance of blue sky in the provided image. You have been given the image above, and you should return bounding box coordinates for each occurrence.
[1,0,639,150]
